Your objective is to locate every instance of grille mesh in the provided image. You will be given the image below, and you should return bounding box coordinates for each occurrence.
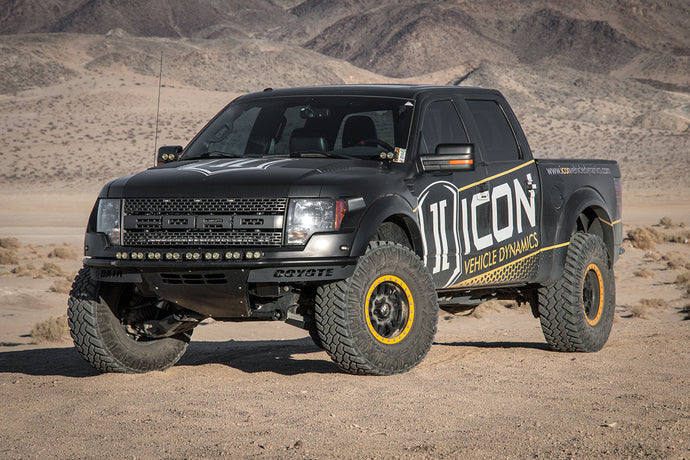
[123,197,286,247]
[124,198,287,215]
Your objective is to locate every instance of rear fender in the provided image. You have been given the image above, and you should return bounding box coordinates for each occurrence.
[544,187,615,284]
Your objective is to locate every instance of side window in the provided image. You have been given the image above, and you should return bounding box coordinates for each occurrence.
[420,100,468,154]
[465,100,520,161]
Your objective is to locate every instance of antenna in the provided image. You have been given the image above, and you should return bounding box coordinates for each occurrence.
[153,51,163,164]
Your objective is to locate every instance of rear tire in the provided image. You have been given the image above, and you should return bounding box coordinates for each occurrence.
[314,242,438,375]
[538,233,615,352]
[68,267,191,373]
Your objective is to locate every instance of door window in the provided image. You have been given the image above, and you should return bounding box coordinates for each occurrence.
[420,101,469,154]
[466,100,520,161]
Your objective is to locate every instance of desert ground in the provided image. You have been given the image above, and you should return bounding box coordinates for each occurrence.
[1,1,690,457]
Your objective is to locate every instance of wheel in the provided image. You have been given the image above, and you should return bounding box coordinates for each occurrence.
[538,232,615,352]
[314,242,438,375]
[67,267,191,373]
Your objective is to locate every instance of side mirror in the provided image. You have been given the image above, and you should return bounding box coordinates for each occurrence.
[156,145,183,166]
[420,144,475,172]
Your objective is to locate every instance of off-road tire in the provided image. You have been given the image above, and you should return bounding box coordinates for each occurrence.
[67,267,191,373]
[308,329,324,349]
[314,242,438,375]
[538,232,615,352]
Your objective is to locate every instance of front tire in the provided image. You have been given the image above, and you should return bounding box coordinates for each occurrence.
[314,242,438,375]
[67,267,191,373]
[538,233,615,352]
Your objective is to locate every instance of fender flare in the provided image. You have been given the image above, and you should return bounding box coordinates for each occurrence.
[543,186,615,284]
[350,194,423,258]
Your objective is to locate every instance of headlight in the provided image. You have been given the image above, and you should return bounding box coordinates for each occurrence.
[96,199,122,245]
[286,199,346,245]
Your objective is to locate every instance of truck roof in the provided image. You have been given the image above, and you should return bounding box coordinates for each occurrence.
[237,84,502,101]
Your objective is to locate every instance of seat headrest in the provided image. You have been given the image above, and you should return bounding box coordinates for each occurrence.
[342,116,376,148]
[289,127,328,153]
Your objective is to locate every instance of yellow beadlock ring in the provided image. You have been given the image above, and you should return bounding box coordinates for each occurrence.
[582,263,604,326]
[365,275,415,345]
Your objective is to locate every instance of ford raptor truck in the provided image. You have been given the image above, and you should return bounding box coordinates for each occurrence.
[68,85,623,375]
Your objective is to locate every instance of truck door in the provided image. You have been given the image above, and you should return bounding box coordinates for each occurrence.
[415,99,488,288]
[451,97,543,287]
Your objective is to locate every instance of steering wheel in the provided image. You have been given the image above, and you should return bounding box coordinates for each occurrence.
[360,138,395,152]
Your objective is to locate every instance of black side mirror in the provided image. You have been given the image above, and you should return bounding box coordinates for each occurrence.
[156,145,183,166]
[420,144,475,172]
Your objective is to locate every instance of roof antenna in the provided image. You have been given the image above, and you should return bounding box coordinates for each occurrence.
[153,51,163,164]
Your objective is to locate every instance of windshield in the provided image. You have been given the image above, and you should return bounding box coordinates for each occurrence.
[183,95,415,161]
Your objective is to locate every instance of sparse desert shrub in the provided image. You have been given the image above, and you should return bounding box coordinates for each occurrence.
[628,304,649,319]
[640,298,669,309]
[11,264,38,277]
[633,267,654,279]
[47,246,76,259]
[31,315,69,342]
[665,230,690,244]
[659,216,674,228]
[0,248,19,265]
[49,278,72,294]
[627,227,656,250]
[675,271,690,285]
[0,237,21,249]
[41,262,68,277]
[629,298,669,319]
[663,253,686,270]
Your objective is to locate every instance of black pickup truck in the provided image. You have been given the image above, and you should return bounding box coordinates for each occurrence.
[68,85,623,375]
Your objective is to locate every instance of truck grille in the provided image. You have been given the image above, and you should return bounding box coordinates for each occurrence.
[123,198,287,247]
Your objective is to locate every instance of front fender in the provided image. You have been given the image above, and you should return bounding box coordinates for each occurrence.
[350,194,421,257]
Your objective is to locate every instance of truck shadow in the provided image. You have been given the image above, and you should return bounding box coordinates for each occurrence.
[178,338,338,375]
[436,340,551,351]
[0,338,336,377]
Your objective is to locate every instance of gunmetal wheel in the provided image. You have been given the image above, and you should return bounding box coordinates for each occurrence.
[314,242,438,375]
[538,232,615,352]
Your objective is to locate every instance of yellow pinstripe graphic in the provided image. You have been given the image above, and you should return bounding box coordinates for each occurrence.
[598,217,621,227]
[457,160,535,193]
[449,241,569,288]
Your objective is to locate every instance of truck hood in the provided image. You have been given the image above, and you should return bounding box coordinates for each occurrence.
[104,157,405,198]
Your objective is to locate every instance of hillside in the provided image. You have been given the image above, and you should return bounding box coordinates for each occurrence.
[0,0,688,194]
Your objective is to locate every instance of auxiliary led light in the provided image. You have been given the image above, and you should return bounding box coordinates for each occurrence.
[172,253,181,260]
[245,251,254,259]
[148,252,155,260]
[185,252,193,260]
[165,253,173,260]
[233,252,241,260]
[253,251,261,259]
[193,253,201,260]
[212,252,221,260]
[121,252,129,259]
[205,252,213,260]
[116,252,122,259]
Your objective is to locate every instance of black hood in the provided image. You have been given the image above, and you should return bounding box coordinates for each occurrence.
[104,157,406,199]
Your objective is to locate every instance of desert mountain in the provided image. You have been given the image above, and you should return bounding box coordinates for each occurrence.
[0,0,688,191]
